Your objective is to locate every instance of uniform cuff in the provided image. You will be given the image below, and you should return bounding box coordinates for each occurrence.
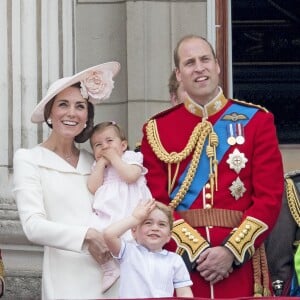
[222,216,268,264]
[172,219,210,262]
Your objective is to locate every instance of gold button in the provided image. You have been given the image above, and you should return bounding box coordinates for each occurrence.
[185,232,191,236]
[193,238,199,243]
[245,224,251,230]
[182,227,187,232]
[205,204,212,209]
[205,183,211,189]
[242,229,248,234]
[235,238,241,243]
[205,193,212,199]
[239,233,245,238]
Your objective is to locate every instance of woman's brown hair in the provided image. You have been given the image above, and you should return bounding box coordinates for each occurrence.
[43,82,94,143]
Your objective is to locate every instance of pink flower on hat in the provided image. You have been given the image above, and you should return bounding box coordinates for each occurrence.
[80,70,114,104]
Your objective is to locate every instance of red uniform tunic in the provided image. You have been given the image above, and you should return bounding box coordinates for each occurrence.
[141,92,284,298]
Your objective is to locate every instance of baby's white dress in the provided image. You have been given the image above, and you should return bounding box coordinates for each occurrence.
[90,150,152,239]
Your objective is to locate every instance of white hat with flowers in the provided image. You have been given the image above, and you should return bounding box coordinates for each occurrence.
[31,61,120,123]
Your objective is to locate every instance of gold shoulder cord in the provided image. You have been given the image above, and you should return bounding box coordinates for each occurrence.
[285,177,300,227]
[146,119,218,209]
[232,98,269,113]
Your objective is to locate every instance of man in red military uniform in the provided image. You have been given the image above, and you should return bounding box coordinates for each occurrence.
[141,35,284,298]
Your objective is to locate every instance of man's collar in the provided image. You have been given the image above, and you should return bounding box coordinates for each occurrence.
[184,87,228,118]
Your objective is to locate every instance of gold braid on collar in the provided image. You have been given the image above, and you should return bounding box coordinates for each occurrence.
[285,177,300,227]
[146,119,218,209]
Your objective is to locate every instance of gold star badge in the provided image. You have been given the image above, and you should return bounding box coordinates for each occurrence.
[226,148,248,174]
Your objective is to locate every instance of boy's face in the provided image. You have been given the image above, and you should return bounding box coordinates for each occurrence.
[131,208,171,252]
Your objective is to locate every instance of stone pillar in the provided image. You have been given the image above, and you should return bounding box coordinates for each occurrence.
[75,0,128,150]
[126,0,207,147]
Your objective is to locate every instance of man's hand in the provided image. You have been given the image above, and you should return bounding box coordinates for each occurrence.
[196,246,234,284]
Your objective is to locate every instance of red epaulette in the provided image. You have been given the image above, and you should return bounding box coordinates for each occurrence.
[231,98,269,113]
[148,103,184,121]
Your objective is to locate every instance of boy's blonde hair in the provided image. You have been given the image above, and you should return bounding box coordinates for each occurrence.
[155,201,174,230]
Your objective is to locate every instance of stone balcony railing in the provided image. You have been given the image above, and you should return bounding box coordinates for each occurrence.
[0,197,42,299]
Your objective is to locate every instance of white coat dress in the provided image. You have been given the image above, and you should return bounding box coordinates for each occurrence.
[13,146,119,300]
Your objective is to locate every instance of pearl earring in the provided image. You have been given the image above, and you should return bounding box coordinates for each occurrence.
[47,118,52,125]
[84,123,87,129]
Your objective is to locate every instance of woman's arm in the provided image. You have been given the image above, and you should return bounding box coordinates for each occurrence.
[13,149,91,253]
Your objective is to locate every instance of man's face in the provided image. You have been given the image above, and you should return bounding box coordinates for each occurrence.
[176,37,220,106]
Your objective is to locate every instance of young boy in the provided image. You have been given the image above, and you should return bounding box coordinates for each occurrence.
[103,199,193,298]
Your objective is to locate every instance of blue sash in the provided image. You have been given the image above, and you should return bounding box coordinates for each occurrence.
[170,103,258,211]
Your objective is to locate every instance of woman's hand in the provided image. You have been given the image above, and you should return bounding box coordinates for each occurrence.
[85,228,111,264]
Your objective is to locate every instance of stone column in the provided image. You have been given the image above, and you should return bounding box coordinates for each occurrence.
[126,0,208,147]
[75,0,128,150]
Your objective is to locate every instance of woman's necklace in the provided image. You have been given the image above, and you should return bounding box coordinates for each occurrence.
[64,153,73,161]
[59,148,79,163]
[41,142,79,165]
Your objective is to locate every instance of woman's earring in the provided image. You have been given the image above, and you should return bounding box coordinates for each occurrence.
[47,118,52,125]
[84,123,87,129]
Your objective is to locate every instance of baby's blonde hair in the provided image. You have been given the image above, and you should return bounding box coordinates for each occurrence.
[90,121,127,148]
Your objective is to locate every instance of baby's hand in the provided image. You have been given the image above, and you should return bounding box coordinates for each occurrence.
[101,148,119,162]
[132,199,156,222]
[96,156,109,167]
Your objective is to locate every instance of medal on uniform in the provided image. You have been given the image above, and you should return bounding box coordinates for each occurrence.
[229,177,246,200]
[227,123,236,145]
[226,148,248,174]
[236,123,245,145]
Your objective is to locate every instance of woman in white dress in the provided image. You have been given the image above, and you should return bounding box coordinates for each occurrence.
[13,62,120,300]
